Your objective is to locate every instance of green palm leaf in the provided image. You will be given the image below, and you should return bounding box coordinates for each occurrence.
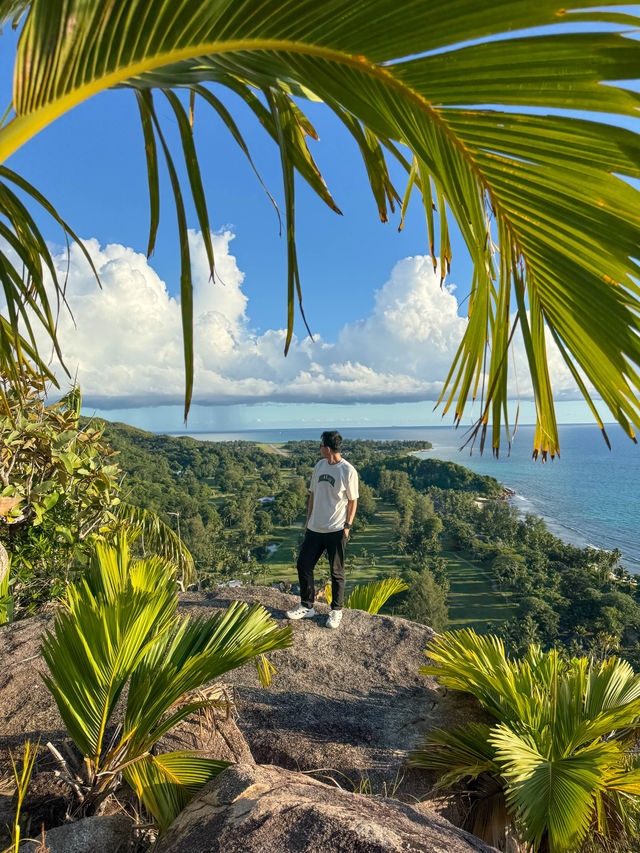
[41,536,178,768]
[113,503,196,586]
[343,577,408,614]
[559,657,640,752]
[40,581,177,768]
[124,600,292,755]
[0,1,29,29]
[3,2,640,451]
[420,630,640,851]
[0,548,10,625]
[123,751,229,831]
[421,629,550,725]
[0,166,98,388]
[84,534,179,602]
[491,724,620,853]
[409,723,499,788]
[40,535,290,828]
[409,723,511,850]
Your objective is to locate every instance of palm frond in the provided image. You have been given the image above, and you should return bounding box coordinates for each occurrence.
[410,723,512,849]
[491,724,620,853]
[2,3,640,451]
[40,581,177,768]
[255,653,277,688]
[40,537,178,768]
[344,577,408,614]
[421,629,544,724]
[84,533,179,601]
[409,723,499,788]
[39,534,289,831]
[560,657,640,752]
[124,601,292,755]
[0,0,29,29]
[114,503,195,586]
[0,166,99,390]
[123,751,229,831]
[420,630,640,851]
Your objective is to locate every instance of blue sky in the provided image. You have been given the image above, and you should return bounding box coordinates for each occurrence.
[0,22,627,432]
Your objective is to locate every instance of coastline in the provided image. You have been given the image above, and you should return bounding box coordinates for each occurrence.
[175,426,640,574]
[418,438,640,575]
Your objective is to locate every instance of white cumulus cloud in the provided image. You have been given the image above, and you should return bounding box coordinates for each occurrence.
[2,229,582,408]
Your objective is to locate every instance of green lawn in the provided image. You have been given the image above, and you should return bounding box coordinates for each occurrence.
[443,549,514,630]
[260,522,306,582]
[255,442,289,456]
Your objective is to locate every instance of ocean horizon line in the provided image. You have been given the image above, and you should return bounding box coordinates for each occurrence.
[162,422,600,436]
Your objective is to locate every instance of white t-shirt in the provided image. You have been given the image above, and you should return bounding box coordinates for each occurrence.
[308,458,359,533]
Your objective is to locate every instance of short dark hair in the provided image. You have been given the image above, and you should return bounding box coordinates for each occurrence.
[321,430,342,452]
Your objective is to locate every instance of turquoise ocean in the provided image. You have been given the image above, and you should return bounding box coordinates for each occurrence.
[171,424,640,574]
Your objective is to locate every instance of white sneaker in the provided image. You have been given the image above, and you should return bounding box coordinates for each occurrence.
[326,609,343,629]
[286,604,315,620]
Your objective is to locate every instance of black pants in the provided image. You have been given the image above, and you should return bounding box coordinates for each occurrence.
[297,528,346,610]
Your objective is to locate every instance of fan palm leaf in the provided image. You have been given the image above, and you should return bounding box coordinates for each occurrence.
[409,723,499,788]
[84,534,179,600]
[324,576,408,612]
[40,581,177,769]
[416,629,640,850]
[124,600,292,756]
[593,762,640,842]
[490,725,621,852]
[409,724,512,850]
[421,629,553,725]
[2,2,640,450]
[40,535,178,767]
[41,536,291,827]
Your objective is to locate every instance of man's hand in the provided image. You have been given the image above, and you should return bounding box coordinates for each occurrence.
[344,498,357,539]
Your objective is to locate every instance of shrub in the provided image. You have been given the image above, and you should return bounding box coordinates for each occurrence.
[41,535,292,830]
[410,629,640,852]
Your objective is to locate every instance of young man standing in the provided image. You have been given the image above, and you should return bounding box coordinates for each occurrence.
[286,431,358,629]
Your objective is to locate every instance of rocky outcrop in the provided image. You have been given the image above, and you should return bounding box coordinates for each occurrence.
[178,587,480,798]
[0,587,480,800]
[0,585,484,847]
[156,763,498,853]
[1,608,59,739]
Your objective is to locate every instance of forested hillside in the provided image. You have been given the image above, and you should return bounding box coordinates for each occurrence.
[92,419,640,666]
